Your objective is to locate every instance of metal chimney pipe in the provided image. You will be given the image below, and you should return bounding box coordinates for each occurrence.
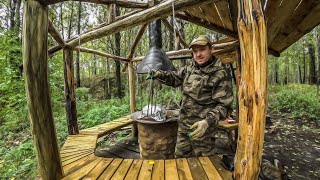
[136,19,176,74]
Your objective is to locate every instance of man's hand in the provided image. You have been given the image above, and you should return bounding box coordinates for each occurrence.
[146,69,158,80]
[190,120,209,139]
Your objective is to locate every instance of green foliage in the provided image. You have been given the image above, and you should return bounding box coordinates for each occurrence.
[269,84,320,121]
[78,97,130,129]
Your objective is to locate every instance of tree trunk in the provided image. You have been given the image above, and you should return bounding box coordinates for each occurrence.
[114,6,123,98]
[303,40,306,84]
[67,2,74,39]
[63,46,79,135]
[317,27,320,95]
[308,43,316,85]
[23,1,63,179]
[60,3,64,39]
[234,0,267,179]
[275,58,279,84]
[298,47,303,84]
[76,2,81,87]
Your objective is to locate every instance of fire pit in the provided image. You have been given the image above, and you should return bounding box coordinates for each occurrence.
[131,109,179,159]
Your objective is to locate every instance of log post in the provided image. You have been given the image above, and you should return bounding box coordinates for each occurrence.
[63,46,79,135]
[128,61,138,138]
[23,1,63,179]
[234,0,267,179]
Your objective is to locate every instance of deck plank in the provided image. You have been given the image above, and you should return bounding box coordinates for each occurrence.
[152,160,165,180]
[63,154,96,176]
[83,158,113,179]
[62,152,94,166]
[187,157,208,180]
[62,158,102,180]
[165,159,179,180]
[198,156,223,180]
[111,159,134,180]
[209,155,233,180]
[138,160,154,180]
[98,158,123,180]
[176,158,193,180]
[124,159,143,180]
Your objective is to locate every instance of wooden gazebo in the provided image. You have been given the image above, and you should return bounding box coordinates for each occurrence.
[23,0,320,179]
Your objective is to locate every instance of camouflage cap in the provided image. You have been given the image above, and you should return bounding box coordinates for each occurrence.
[189,35,212,49]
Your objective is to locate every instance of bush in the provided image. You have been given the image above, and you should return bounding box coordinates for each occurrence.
[269,84,320,122]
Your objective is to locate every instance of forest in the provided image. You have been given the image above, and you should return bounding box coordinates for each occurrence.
[0,0,319,179]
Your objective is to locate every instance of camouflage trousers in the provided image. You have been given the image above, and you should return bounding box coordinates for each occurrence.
[175,121,217,158]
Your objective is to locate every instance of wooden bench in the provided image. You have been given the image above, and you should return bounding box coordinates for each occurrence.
[59,115,233,179]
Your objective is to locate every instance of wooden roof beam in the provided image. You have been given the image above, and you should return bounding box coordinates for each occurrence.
[73,47,129,62]
[227,0,238,32]
[66,0,216,48]
[175,12,238,39]
[161,18,188,48]
[48,9,142,55]
[265,0,301,46]
[48,20,66,47]
[41,0,149,8]
[132,45,236,62]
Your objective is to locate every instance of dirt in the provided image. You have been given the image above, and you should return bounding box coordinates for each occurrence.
[263,113,320,180]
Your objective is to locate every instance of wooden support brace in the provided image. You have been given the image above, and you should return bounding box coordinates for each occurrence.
[63,46,79,135]
[23,1,63,179]
[48,19,66,47]
[234,0,268,179]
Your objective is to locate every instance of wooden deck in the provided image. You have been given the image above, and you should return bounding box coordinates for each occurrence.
[60,115,234,179]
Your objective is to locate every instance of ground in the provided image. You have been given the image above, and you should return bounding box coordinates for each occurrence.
[262,113,320,179]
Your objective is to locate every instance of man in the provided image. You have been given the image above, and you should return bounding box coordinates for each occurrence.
[147,35,233,157]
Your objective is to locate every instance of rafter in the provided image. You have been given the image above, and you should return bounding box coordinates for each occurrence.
[175,12,238,39]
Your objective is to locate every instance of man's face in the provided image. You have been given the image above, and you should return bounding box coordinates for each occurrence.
[191,44,212,65]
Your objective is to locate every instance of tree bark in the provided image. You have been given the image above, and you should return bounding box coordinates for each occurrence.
[308,43,316,84]
[234,0,268,179]
[63,46,79,135]
[23,1,63,179]
[76,2,81,87]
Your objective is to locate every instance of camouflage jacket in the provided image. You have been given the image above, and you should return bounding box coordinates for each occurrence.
[156,56,233,126]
